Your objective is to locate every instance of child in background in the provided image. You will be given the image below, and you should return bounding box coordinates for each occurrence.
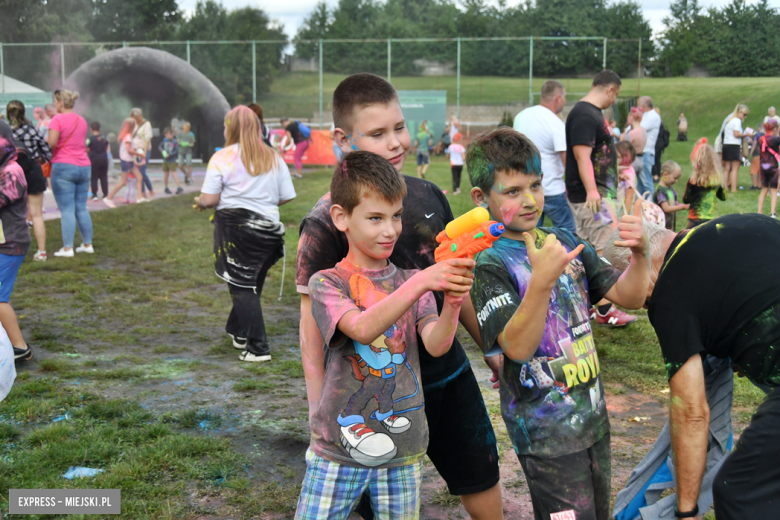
[749,126,765,190]
[653,161,689,231]
[467,128,649,520]
[683,138,726,229]
[86,122,110,200]
[609,118,621,139]
[159,127,183,195]
[447,132,465,195]
[296,151,473,519]
[177,122,195,185]
[757,119,780,218]
[615,140,637,217]
[104,118,144,207]
[414,122,431,179]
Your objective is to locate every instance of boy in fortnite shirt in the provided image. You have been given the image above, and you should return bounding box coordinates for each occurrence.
[296,73,503,518]
[468,128,649,520]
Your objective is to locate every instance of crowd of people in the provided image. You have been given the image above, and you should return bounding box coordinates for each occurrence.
[1,64,778,520]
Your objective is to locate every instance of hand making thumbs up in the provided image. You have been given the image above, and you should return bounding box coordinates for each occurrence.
[614,198,648,257]
[522,231,585,289]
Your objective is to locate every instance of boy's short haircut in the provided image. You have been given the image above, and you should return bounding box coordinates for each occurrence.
[332,73,398,133]
[90,121,100,131]
[330,151,406,215]
[163,127,173,135]
[661,160,681,176]
[183,121,191,128]
[465,127,541,193]
[615,140,636,163]
[592,69,622,88]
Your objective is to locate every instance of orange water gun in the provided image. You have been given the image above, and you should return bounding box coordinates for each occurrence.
[435,207,505,263]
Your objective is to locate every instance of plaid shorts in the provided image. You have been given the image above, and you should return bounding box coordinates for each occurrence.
[295,448,423,520]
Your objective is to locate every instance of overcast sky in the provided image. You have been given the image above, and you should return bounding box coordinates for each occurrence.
[180,0,780,41]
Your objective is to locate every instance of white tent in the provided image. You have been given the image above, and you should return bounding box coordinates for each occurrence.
[0,74,45,93]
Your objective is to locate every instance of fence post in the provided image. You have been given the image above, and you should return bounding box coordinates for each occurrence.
[603,38,607,69]
[186,40,191,64]
[319,39,324,128]
[252,40,256,103]
[528,38,533,106]
[123,41,127,48]
[637,39,642,98]
[60,43,66,86]
[456,37,461,120]
[0,42,4,94]
[387,39,391,83]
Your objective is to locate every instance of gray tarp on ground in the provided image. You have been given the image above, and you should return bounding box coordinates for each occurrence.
[612,356,734,520]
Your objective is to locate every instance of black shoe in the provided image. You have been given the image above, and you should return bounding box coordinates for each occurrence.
[239,341,271,362]
[228,333,247,350]
[176,187,184,194]
[185,177,193,185]
[164,187,172,195]
[14,345,33,361]
[749,186,761,190]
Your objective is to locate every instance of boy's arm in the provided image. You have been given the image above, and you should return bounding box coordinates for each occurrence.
[682,183,692,204]
[300,294,326,420]
[659,200,689,213]
[337,259,474,345]
[498,233,584,362]
[603,199,650,310]
[420,293,466,358]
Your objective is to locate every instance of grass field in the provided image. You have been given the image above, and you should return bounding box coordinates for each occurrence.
[2,76,775,518]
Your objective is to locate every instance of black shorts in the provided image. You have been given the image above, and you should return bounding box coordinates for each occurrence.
[722,144,742,162]
[760,166,779,188]
[518,433,611,520]
[714,388,780,520]
[16,152,47,195]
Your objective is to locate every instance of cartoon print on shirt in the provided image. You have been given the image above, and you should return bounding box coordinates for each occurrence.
[337,272,420,467]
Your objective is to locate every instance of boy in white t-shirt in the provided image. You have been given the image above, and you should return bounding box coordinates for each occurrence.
[447,132,465,195]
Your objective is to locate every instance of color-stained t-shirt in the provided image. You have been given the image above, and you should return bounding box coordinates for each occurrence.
[471,228,621,458]
[0,135,30,256]
[177,131,195,152]
[86,133,109,165]
[759,134,780,175]
[683,182,726,221]
[296,177,471,389]
[416,131,430,156]
[653,185,678,231]
[649,214,780,387]
[308,260,438,468]
[448,143,465,166]
[158,138,179,163]
[565,101,618,204]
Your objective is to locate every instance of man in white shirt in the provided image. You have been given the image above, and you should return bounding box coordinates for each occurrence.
[513,80,575,232]
[764,106,780,126]
[638,96,661,197]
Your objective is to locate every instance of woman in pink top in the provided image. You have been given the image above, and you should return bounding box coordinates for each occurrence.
[46,89,94,258]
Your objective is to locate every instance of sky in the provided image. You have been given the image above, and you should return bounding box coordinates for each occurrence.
[179,0,780,42]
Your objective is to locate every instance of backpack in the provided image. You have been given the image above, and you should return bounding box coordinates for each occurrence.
[297,121,312,139]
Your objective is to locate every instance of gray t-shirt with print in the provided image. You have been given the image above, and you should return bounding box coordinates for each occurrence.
[308,260,438,468]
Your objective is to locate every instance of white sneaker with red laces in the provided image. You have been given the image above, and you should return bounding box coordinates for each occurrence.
[381,414,411,434]
[340,423,397,467]
[593,305,638,327]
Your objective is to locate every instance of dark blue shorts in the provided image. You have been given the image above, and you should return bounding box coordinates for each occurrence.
[120,160,133,173]
[0,254,25,303]
[416,153,429,166]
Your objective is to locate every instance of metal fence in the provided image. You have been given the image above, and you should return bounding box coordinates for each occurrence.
[0,36,644,127]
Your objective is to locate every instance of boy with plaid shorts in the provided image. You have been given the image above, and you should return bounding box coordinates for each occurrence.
[296,151,474,519]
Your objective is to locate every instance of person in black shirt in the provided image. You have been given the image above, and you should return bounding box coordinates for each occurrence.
[86,121,109,200]
[280,118,309,179]
[603,214,780,520]
[297,73,502,519]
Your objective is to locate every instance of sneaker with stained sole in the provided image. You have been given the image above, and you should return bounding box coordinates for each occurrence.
[593,304,638,327]
[14,345,33,361]
[228,333,247,350]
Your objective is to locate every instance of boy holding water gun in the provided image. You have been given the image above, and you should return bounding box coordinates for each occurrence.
[296,73,503,519]
[467,127,650,520]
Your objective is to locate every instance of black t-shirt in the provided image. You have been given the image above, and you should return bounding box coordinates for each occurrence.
[565,101,618,204]
[759,134,780,173]
[285,122,306,144]
[87,133,109,164]
[296,176,471,389]
[648,214,780,387]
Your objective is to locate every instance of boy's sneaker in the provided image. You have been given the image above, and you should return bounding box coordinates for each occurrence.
[75,244,94,254]
[33,251,47,262]
[164,187,172,195]
[453,188,462,195]
[772,214,777,219]
[340,423,397,466]
[591,305,638,327]
[239,350,271,362]
[53,248,74,258]
[381,414,411,434]
[176,187,184,194]
[91,196,98,201]
[185,176,193,185]
[14,345,33,361]
[228,333,247,350]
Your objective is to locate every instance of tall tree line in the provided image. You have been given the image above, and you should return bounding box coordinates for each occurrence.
[0,0,286,104]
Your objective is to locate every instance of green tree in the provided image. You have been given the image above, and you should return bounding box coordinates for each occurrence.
[88,0,181,41]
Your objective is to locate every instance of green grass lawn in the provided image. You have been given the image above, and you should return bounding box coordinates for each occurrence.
[2,76,775,517]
